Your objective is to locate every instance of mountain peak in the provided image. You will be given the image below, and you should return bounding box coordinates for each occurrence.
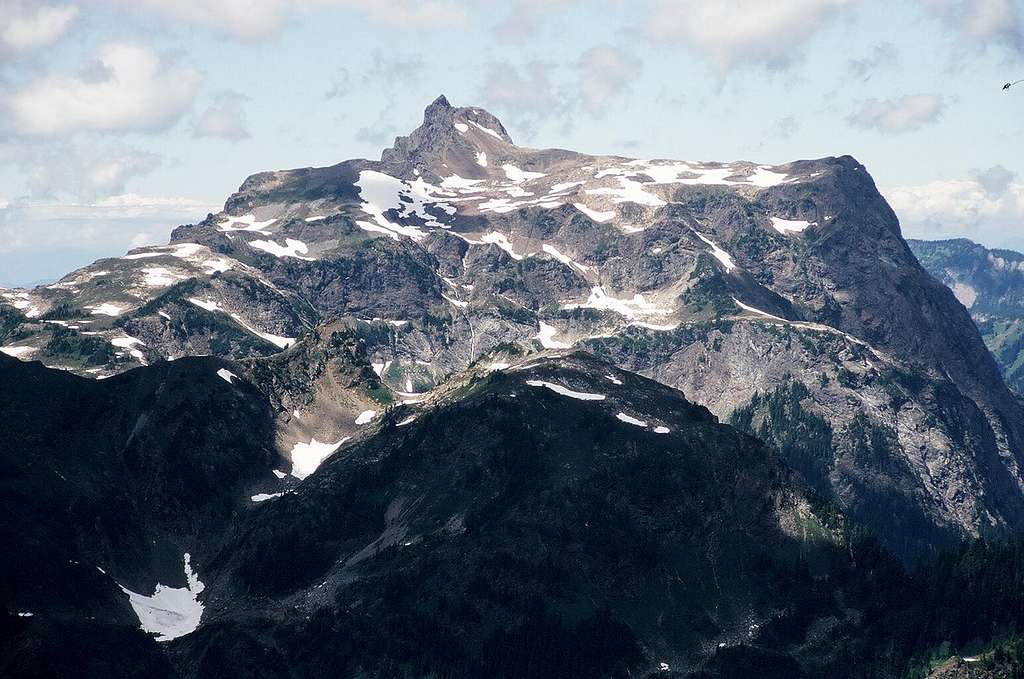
[380,96,513,173]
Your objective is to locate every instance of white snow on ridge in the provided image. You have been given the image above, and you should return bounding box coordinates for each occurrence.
[290,437,350,479]
[694,233,736,272]
[616,412,647,427]
[216,368,236,384]
[476,152,488,167]
[119,553,205,642]
[251,492,283,502]
[526,380,606,401]
[770,217,813,235]
[535,321,573,349]
[217,214,276,233]
[572,203,615,222]
[250,238,314,260]
[0,345,35,358]
[355,409,377,425]
[454,122,469,133]
[653,426,670,434]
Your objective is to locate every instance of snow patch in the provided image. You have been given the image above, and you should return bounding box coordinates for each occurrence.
[119,553,204,642]
[216,368,236,384]
[694,232,736,272]
[480,232,524,260]
[454,122,469,132]
[250,238,313,260]
[542,244,590,273]
[355,409,376,425]
[218,214,276,233]
[572,203,615,222]
[290,437,350,479]
[562,286,673,321]
[732,298,785,321]
[469,120,504,140]
[141,267,181,287]
[476,151,488,167]
[616,412,647,427]
[88,303,125,317]
[535,321,573,349]
[526,380,606,401]
[770,217,813,235]
[502,164,545,183]
[251,493,283,502]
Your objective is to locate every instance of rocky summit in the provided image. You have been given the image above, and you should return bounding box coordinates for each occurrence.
[4,97,1024,678]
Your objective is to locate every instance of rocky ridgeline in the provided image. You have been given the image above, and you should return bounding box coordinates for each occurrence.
[2,96,1023,558]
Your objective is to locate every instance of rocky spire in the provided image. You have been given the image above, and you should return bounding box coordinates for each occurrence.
[380,95,513,173]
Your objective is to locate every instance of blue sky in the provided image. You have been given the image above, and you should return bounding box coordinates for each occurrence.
[1,0,1023,286]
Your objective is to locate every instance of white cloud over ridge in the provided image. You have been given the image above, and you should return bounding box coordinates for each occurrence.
[886,168,1024,250]
[7,43,202,136]
[848,94,947,133]
[191,92,251,141]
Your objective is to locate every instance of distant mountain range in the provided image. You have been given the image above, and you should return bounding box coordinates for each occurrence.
[909,237,1024,394]
[5,97,1024,678]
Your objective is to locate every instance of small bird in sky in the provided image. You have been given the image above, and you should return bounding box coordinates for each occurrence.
[1004,79,1024,90]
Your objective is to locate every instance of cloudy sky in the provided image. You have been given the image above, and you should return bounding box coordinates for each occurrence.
[1,0,1023,286]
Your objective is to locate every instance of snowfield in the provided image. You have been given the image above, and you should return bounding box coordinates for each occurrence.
[118,553,205,642]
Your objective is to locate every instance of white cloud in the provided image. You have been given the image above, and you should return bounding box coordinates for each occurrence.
[847,42,898,81]
[479,46,640,138]
[0,194,219,253]
[102,0,464,39]
[645,0,848,71]
[1,138,162,199]
[7,43,202,136]
[848,94,947,133]
[0,1,77,58]
[191,91,251,141]
[923,0,1023,53]
[478,60,565,137]
[576,45,641,110]
[885,171,1024,250]
[492,0,574,42]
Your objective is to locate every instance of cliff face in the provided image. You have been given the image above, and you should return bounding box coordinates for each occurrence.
[4,97,1024,557]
